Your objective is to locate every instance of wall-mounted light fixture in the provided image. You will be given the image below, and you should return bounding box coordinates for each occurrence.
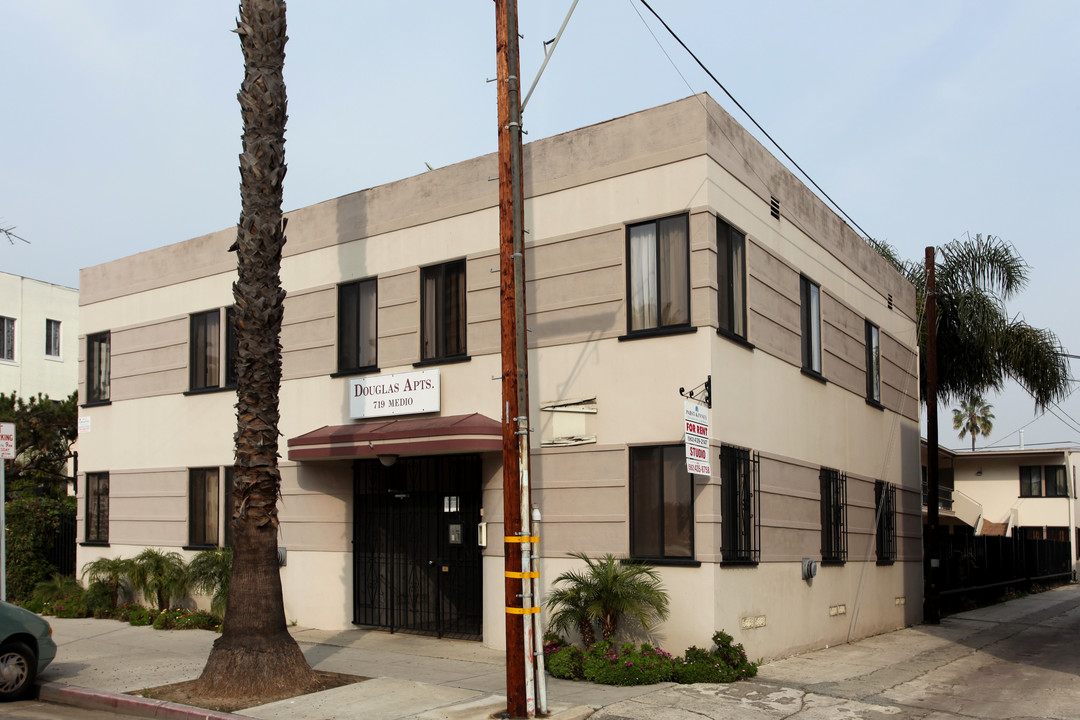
[378,454,398,467]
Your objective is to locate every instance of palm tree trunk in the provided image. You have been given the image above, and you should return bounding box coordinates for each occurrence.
[194,0,316,698]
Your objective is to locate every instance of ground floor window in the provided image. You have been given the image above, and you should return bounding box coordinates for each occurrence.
[875,480,897,564]
[720,445,759,563]
[188,468,220,547]
[85,472,109,543]
[820,467,847,564]
[629,445,694,561]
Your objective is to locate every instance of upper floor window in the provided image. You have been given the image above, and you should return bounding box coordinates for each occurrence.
[875,480,897,564]
[1,316,14,361]
[627,214,689,333]
[189,467,220,547]
[800,277,822,375]
[717,218,747,339]
[820,467,847,564]
[190,308,236,391]
[421,260,467,362]
[629,445,694,561]
[338,278,378,373]
[720,445,759,564]
[85,472,110,543]
[45,319,61,358]
[87,332,111,403]
[865,321,881,403]
[1021,465,1068,497]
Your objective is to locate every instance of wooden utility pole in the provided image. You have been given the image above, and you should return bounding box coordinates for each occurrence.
[923,246,941,624]
[496,0,535,716]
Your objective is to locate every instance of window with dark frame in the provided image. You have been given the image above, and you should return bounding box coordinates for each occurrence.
[188,468,220,547]
[223,467,235,548]
[626,214,690,333]
[630,445,694,561]
[1045,465,1068,497]
[875,480,897,564]
[1019,466,1043,497]
[720,445,759,564]
[865,321,881,403]
[338,278,378,373]
[190,308,236,391]
[87,331,111,403]
[800,277,822,374]
[717,218,747,339]
[820,467,847,564]
[85,472,109,543]
[0,316,13,361]
[45,319,61,358]
[420,260,467,361]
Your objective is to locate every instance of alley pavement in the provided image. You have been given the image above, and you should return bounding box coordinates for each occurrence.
[34,583,1080,719]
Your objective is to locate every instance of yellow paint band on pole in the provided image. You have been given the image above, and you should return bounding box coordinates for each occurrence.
[504,536,539,543]
[505,571,540,579]
[505,606,541,615]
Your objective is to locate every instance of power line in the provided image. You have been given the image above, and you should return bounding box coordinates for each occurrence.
[635,0,873,240]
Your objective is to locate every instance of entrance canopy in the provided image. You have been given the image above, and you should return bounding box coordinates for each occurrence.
[287,413,501,461]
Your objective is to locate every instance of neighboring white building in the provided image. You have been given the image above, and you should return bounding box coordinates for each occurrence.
[0,271,79,400]
[76,94,922,660]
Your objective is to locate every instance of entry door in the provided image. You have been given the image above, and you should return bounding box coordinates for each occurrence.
[353,455,482,639]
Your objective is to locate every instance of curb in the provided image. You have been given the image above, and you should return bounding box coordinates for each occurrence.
[38,682,251,720]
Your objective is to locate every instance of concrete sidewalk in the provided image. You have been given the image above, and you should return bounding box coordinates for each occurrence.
[36,584,1080,719]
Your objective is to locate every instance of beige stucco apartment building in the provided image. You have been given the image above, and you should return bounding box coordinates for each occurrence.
[76,94,922,659]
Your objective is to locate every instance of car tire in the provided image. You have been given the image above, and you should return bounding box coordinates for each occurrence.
[0,642,37,702]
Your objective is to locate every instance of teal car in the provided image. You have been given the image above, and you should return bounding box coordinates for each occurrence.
[0,601,57,701]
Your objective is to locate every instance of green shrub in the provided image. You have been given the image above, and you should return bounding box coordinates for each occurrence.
[546,644,585,680]
[173,610,218,630]
[187,548,232,619]
[128,606,152,626]
[20,597,45,614]
[4,496,76,602]
[675,630,758,683]
[32,574,83,603]
[51,594,90,618]
[113,602,144,622]
[83,580,116,618]
[582,641,677,686]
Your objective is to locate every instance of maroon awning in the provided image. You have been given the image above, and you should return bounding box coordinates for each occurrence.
[287,413,502,461]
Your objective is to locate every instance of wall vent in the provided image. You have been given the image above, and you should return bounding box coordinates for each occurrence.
[770,196,781,220]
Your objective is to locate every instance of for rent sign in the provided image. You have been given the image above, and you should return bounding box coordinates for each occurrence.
[349,369,441,419]
[684,401,711,476]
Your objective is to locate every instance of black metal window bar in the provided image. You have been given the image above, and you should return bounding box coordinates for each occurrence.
[875,480,897,564]
[720,445,760,563]
[820,467,847,564]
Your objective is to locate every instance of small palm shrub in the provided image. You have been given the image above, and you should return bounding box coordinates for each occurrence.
[33,574,82,603]
[130,549,189,611]
[582,641,677,686]
[675,630,758,683]
[127,605,153,626]
[545,552,670,645]
[83,580,117,618]
[81,556,134,610]
[187,548,232,619]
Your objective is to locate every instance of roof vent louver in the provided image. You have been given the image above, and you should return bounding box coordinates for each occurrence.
[770,196,781,220]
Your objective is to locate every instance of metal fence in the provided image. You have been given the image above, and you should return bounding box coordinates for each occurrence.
[46,511,77,577]
[933,529,1072,596]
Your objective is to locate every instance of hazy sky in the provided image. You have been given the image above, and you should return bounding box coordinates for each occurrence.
[2,1,1077,449]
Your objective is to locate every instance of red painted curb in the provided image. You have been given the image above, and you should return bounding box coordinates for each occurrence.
[38,682,250,720]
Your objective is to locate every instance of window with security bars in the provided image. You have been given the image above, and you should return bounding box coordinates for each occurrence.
[86,332,111,403]
[1,316,13,361]
[820,467,847,564]
[720,445,759,564]
[875,480,896,564]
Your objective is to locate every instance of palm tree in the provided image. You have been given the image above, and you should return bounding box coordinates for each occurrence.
[953,395,994,451]
[871,235,1069,411]
[81,556,134,609]
[194,0,317,699]
[188,548,232,619]
[545,552,670,644]
[129,549,189,611]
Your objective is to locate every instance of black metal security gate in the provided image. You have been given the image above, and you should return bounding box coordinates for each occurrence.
[353,454,483,639]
